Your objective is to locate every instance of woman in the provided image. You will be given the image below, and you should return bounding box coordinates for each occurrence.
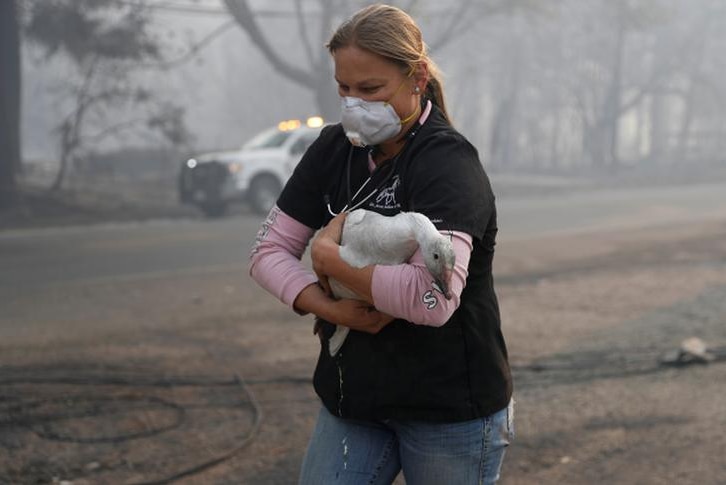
[249,5,513,484]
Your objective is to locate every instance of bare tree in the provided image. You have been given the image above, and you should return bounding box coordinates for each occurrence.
[0,0,21,208]
[464,0,726,171]
[223,0,340,119]
[223,0,523,120]
[24,0,192,191]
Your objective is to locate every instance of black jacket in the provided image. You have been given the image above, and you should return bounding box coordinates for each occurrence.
[278,104,512,422]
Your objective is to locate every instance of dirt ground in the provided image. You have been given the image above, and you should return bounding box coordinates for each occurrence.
[2,213,726,484]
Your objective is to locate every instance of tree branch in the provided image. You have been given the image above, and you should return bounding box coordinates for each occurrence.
[52,55,101,191]
[427,0,522,54]
[223,0,316,88]
[78,117,147,144]
[318,0,336,60]
[144,19,237,70]
[428,0,477,53]
[294,0,316,67]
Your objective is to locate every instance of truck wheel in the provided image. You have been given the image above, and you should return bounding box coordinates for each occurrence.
[200,201,228,218]
[249,176,281,215]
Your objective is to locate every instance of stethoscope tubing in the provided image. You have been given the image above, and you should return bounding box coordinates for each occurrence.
[326,145,399,217]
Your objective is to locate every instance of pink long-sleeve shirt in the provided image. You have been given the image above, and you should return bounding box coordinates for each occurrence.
[248,206,472,327]
[249,99,472,326]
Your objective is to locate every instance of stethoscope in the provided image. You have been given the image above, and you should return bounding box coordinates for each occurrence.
[325,117,423,218]
[325,146,398,217]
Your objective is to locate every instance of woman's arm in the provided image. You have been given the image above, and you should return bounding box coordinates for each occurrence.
[293,282,393,333]
[249,207,392,332]
[248,206,318,312]
[371,232,472,326]
[311,213,472,326]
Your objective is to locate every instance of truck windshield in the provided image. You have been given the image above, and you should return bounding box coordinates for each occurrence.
[243,128,293,150]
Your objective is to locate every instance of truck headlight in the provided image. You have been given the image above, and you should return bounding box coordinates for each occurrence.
[186,158,197,169]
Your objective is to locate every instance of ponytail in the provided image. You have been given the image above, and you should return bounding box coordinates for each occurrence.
[424,61,451,125]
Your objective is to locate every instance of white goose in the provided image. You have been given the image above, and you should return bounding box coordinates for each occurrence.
[327,209,456,356]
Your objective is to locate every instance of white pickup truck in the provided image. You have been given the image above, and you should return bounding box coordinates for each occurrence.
[178,117,325,216]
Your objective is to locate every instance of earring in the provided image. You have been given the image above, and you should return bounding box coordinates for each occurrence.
[414,86,421,94]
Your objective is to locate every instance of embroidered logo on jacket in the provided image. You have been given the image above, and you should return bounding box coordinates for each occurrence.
[370,175,401,210]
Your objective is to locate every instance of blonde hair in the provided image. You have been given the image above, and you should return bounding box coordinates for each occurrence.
[327,4,451,124]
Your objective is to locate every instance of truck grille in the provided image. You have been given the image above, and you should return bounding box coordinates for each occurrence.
[184,161,228,192]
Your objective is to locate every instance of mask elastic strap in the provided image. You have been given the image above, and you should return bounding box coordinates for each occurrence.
[384,65,417,107]
[399,106,420,125]
[386,65,419,125]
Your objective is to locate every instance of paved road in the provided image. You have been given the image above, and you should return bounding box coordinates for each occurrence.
[2,181,726,293]
[496,181,726,239]
[2,181,726,484]
[0,218,256,291]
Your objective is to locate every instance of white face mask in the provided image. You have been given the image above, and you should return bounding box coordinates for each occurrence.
[340,97,403,147]
[339,67,419,147]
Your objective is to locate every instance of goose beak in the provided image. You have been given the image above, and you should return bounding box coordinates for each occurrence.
[436,279,451,300]
[435,268,453,300]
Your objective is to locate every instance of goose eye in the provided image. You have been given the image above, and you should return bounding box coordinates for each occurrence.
[433,253,439,260]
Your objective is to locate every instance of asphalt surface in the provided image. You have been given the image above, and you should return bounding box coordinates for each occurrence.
[2,181,726,484]
[3,181,726,292]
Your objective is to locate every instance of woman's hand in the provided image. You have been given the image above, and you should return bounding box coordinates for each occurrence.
[311,212,347,296]
[328,298,395,334]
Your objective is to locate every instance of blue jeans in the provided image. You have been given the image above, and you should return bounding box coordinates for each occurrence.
[299,400,514,485]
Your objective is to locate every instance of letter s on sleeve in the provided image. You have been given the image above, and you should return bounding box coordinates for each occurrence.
[422,290,438,310]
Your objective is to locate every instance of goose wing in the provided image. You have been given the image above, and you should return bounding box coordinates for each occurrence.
[340,210,418,267]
